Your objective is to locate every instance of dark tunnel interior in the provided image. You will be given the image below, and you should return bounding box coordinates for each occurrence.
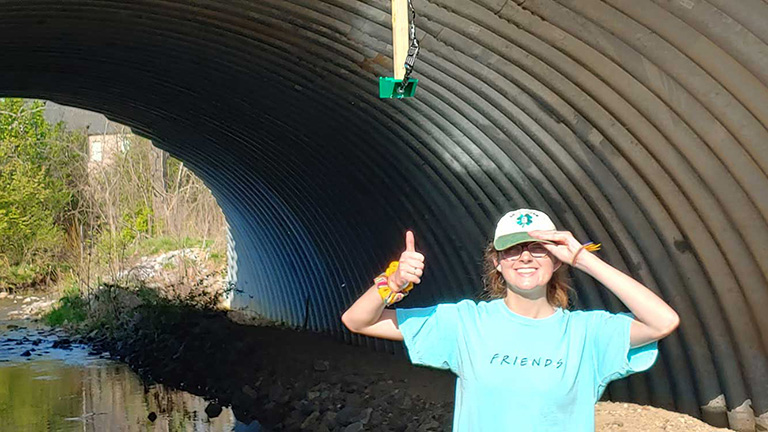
[2,0,768,429]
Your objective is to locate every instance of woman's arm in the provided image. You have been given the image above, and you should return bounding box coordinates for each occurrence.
[341,286,403,341]
[574,252,680,347]
[531,230,680,348]
[341,231,425,341]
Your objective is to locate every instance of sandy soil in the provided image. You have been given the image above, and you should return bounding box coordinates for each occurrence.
[595,402,731,432]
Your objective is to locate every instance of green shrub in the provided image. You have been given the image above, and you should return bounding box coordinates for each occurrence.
[44,285,88,326]
[120,205,154,243]
[44,280,229,338]
[0,98,85,289]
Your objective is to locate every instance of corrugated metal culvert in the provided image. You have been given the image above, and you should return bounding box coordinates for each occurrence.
[1,1,767,430]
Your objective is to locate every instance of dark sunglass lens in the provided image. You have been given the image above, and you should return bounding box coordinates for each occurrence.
[529,244,548,257]
[502,245,523,260]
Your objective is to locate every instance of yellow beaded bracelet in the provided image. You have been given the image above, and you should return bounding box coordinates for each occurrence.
[376,261,414,305]
[385,260,414,292]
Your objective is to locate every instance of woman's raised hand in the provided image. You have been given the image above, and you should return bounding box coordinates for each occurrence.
[389,231,426,291]
[529,230,586,266]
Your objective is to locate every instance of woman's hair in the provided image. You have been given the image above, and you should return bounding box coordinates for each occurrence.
[482,242,571,309]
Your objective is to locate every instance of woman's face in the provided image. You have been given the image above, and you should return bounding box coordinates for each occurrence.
[495,242,559,293]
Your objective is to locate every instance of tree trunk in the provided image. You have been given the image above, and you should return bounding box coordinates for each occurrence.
[149,144,168,235]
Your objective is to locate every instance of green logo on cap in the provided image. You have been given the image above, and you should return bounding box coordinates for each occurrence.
[517,214,533,227]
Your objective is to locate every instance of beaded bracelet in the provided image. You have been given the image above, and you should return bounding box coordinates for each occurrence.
[376,261,414,305]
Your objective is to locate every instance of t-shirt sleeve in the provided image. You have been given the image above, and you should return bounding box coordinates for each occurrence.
[590,311,659,393]
[396,304,460,372]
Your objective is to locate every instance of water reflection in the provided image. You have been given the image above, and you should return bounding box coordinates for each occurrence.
[0,317,247,432]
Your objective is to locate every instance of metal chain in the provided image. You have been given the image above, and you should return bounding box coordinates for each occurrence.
[396,0,420,95]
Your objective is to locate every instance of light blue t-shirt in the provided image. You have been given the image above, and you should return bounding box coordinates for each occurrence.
[396,299,658,432]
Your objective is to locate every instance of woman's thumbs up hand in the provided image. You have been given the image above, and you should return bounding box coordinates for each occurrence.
[389,231,426,291]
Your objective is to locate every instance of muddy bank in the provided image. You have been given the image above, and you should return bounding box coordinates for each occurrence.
[0,292,56,319]
[69,302,731,432]
[85,307,454,431]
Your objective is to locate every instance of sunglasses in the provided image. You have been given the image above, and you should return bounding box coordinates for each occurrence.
[498,242,550,261]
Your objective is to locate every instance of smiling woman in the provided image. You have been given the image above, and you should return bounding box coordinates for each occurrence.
[341,208,679,432]
[482,241,571,310]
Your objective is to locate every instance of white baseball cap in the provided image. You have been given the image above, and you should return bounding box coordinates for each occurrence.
[493,209,557,250]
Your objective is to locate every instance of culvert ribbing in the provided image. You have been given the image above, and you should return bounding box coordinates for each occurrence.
[1,0,767,429]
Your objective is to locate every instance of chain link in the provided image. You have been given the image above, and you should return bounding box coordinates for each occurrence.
[396,0,420,95]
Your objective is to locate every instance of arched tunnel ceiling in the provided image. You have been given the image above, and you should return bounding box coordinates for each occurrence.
[2,0,768,429]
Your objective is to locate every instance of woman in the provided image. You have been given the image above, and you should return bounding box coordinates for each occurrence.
[341,209,679,431]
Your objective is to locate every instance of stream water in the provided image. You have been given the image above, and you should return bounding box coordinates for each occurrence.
[0,296,259,432]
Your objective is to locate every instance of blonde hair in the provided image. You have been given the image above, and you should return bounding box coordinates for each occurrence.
[481,242,571,309]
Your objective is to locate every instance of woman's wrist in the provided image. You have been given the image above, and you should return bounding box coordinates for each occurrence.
[571,245,587,267]
[572,249,600,273]
[377,261,413,305]
[368,285,388,308]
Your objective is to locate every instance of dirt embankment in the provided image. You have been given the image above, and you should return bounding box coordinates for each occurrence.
[74,304,731,432]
